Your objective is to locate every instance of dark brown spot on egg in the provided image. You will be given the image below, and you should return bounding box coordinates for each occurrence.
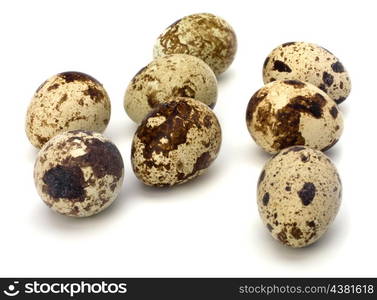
[285,186,291,191]
[36,135,49,146]
[322,72,334,86]
[56,94,68,111]
[83,86,104,103]
[298,182,316,205]
[273,60,292,72]
[173,151,213,183]
[277,229,288,245]
[330,105,338,118]
[42,165,85,200]
[307,220,316,228]
[246,89,268,123]
[331,61,345,73]
[146,90,160,107]
[267,223,273,232]
[203,115,212,128]
[191,151,211,173]
[59,71,101,84]
[262,192,270,206]
[281,42,296,47]
[284,80,305,88]
[47,83,60,91]
[288,93,327,118]
[335,97,346,104]
[63,138,123,181]
[290,226,303,240]
[172,84,196,98]
[319,83,327,93]
[301,154,309,162]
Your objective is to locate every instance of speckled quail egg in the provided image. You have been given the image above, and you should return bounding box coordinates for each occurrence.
[257,146,342,248]
[263,42,351,104]
[26,71,111,148]
[131,97,221,187]
[34,130,124,217]
[124,54,217,124]
[153,13,237,76]
[246,80,343,154]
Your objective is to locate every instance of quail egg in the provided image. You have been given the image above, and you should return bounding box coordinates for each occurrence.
[26,71,111,148]
[131,97,221,187]
[257,146,342,247]
[124,54,217,124]
[34,130,124,217]
[263,42,351,104]
[153,13,237,76]
[246,80,343,154]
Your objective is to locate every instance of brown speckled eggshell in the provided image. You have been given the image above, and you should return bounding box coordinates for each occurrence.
[263,42,351,104]
[257,146,342,248]
[26,71,111,148]
[131,97,221,187]
[34,130,124,217]
[153,13,237,76]
[124,54,217,123]
[246,80,343,154]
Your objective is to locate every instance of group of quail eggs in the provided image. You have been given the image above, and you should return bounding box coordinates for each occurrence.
[26,13,350,248]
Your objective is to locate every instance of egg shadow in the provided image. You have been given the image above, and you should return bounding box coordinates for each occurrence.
[241,143,272,167]
[31,183,131,235]
[105,118,138,145]
[323,144,343,164]
[26,146,39,163]
[217,69,236,86]
[338,102,350,118]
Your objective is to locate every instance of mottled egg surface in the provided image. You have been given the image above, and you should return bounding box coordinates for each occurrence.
[34,130,124,217]
[263,42,351,104]
[131,97,221,187]
[153,13,237,76]
[246,80,343,154]
[124,54,217,124]
[257,146,342,248]
[26,71,111,148]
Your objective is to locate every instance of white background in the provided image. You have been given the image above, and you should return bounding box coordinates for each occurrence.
[0,0,376,277]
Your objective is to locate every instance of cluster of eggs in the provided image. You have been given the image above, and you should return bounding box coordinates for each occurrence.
[248,42,350,247]
[25,13,350,249]
[26,13,236,216]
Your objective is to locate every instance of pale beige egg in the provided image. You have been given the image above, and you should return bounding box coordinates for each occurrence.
[246,80,343,154]
[26,71,111,148]
[153,13,237,76]
[124,54,217,123]
[257,146,342,248]
[263,42,351,104]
